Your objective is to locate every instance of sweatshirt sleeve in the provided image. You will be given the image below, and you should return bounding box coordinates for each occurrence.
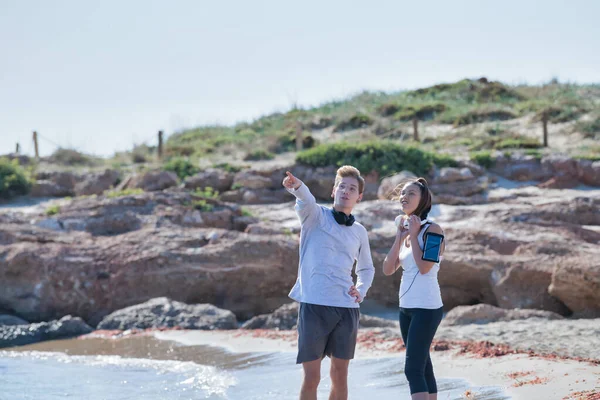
[355,228,375,300]
[287,183,321,226]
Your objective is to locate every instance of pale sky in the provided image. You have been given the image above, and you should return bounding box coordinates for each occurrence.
[1,0,598,156]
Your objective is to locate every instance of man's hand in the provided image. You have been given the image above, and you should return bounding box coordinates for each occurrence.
[282,171,302,190]
[348,285,363,303]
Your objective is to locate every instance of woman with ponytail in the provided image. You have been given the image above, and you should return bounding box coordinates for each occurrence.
[382,178,446,400]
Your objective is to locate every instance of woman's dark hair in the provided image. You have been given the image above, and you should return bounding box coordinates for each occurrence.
[411,178,432,219]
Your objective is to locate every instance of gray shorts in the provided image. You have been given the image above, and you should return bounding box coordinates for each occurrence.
[296,302,360,364]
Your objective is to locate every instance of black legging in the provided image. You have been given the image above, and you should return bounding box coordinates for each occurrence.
[399,307,444,394]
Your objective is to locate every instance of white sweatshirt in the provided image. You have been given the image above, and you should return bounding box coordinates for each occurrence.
[287,183,375,308]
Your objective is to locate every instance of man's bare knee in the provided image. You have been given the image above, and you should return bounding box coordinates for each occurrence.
[330,357,349,385]
[302,360,322,391]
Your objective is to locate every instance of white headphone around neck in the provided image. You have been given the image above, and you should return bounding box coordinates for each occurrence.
[394,215,430,229]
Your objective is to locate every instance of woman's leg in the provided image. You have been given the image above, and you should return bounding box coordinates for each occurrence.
[403,308,443,399]
[399,308,411,348]
[424,356,437,399]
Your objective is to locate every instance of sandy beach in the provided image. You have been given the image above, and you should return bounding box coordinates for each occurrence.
[148,327,600,400]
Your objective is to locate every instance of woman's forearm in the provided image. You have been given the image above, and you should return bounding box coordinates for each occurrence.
[410,235,434,274]
[383,237,402,275]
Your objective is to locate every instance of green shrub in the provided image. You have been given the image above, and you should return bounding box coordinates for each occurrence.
[191,187,218,212]
[452,107,517,126]
[524,149,543,159]
[575,114,600,138]
[333,113,374,132]
[163,157,199,180]
[193,186,219,199]
[105,188,144,198]
[494,137,542,150]
[271,133,316,153]
[0,158,31,199]
[465,133,542,151]
[45,204,60,216]
[394,103,446,121]
[470,150,495,168]
[520,99,590,123]
[575,154,600,162]
[192,199,214,212]
[377,102,402,117]
[410,79,524,103]
[296,141,457,176]
[48,148,99,166]
[240,207,254,217]
[212,163,244,173]
[243,150,275,161]
[165,144,195,157]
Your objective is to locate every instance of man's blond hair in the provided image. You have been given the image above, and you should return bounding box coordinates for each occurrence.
[334,165,365,194]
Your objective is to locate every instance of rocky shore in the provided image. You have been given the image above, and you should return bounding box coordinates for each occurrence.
[1,159,599,359]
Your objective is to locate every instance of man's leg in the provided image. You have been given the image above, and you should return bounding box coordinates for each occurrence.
[329,356,349,400]
[297,304,340,399]
[324,307,358,400]
[301,358,322,400]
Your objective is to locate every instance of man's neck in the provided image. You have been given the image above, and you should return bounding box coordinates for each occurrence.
[333,205,352,216]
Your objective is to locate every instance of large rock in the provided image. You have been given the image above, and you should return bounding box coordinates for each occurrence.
[1,178,599,328]
[54,194,153,235]
[512,196,600,226]
[0,228,299,325]
[434,167,474,184]
[293,165,338,200]
[438,256,498,309]
[97,297,237,330]
[538,175,580,189]
[0,315,92,348]
[549,261,600,318]
[184,169,234,193]
[74,169,120,196]
[490,264,571,316]
[377,171,417,200]
[361,170,381,201]
[577,159,600,187]
[0,314,29,326]
[241,302,299,330]
[30,181,73,197]
[240,188,290,204]
[232,171,273,190]
[241,302,397,330]
[441,304,564,326]
[430,176,488,205]
[31,171,85,197]
[491,153,552,182]
[125,171,179,192]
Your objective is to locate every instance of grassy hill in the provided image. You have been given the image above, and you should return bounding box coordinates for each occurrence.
[160,78,600,166]
[6,78,598,192]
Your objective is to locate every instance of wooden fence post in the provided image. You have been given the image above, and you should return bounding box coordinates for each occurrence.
[33,131,39,158]
[542,112,548,147]
[296,122,303,151]
[158,131,164,159]
[412,118,419,142]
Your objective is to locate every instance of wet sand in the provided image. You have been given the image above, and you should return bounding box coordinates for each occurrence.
[151,328,600,400]
[7,326,600,399]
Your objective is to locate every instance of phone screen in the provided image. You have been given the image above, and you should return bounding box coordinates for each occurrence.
[422,232,444,263]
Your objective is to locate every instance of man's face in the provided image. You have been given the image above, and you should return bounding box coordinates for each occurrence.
[332,177,362,210]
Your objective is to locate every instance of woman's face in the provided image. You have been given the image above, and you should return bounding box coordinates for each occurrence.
[400,183,421,215]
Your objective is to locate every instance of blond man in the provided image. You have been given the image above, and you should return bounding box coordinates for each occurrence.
[283,165,375,400]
